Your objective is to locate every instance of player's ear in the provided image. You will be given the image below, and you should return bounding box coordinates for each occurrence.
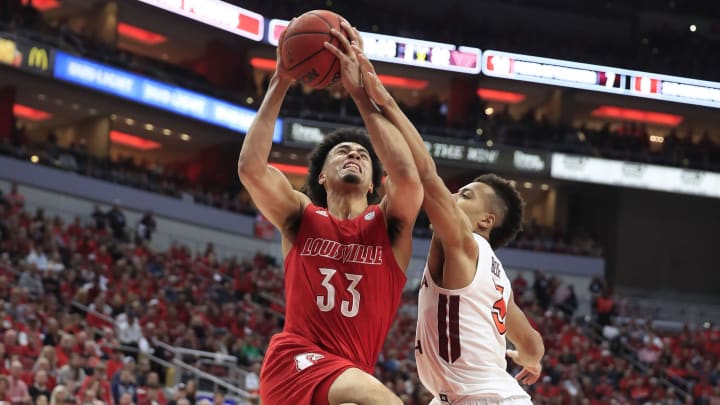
[318,172,326,186]
[368,183,374,194]
[478,213,495,230]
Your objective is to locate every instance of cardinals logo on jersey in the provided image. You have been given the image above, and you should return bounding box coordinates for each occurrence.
[294,353,325,372]
[364,211,375,221]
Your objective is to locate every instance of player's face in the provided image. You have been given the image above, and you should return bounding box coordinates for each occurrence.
[320,142,373,189]
[453,182,497,231]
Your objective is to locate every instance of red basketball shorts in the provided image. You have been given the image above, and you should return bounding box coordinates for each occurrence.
[259,332,358,405]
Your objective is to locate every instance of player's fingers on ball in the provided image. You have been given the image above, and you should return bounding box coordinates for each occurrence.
[357,51,375,73]
[340,21,355,41]
[330,28,353,53]
[353,26,363,48]
[324,41,347,62]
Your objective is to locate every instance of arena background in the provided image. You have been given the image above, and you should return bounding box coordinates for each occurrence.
[0,0,718,403]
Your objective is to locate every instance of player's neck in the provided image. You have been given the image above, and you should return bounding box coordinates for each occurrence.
[325,192,368,219]
[474,229,491,244]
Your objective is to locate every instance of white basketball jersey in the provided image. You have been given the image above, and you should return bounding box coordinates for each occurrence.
[415,234,530,403]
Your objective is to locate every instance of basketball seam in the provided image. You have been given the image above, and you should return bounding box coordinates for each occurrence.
[305,11,343,88]
[307,11,334,29]
[314,55,339,87]
[286,45,331,71]
[282,31,337,39]
[283,11,342,87]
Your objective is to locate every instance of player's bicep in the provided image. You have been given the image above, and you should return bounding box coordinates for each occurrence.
[382,175,423,226]
[240,165,309,230]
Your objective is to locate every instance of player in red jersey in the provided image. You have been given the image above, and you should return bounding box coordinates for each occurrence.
[237,23,423,405]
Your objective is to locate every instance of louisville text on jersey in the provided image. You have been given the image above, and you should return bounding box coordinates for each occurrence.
[299,237,383,265]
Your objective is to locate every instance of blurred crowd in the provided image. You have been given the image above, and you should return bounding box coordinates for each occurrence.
[1,186,718,404]
[0,184,282,404]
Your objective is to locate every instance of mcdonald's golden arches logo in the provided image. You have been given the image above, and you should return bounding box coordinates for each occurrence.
[28,46,49,71]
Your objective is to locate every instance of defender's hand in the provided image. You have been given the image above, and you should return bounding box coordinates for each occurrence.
[507,349,542,385]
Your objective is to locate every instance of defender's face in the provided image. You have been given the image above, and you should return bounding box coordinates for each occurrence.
[320,142,373,189]
[453,182,495,228]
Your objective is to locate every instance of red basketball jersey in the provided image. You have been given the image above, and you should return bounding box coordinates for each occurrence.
[282,203,407,372]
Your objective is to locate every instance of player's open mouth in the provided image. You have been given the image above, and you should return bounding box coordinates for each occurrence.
[342,161,362,173]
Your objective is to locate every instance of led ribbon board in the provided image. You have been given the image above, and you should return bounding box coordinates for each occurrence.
[483,50,720,109]
[551,153,720,199]
[0,33,54,75]
[136,0,264,42]
[268,19,481,74]
[53,51,282,142]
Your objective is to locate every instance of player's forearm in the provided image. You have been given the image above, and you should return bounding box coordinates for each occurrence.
[511,327,544,363]
[238,75,292,178]
[374,96,438,181]
[351,92,419,184]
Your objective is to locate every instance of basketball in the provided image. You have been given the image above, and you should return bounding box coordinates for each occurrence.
[280,10,346,89]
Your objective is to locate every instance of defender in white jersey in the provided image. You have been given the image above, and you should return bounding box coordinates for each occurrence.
[416,232,533,404]
[351,49,545,405]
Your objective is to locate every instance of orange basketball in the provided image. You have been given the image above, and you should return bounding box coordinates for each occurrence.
[280,10,346,89]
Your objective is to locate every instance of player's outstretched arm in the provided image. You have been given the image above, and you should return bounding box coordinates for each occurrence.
[505,293,544,385]
[325,25,422,268]
[350,37,475,257]
[238,30,310,238]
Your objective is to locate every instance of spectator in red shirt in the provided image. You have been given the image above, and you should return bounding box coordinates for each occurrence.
[78,363,113,405]
[6,183,24,214]
[54,334,74,368]
[136,372,166,405]
[2,331,20,359]
[594,290,616,327]
[533,376,561,402]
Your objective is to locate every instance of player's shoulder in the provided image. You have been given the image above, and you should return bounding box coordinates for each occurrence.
[472,232,493,252]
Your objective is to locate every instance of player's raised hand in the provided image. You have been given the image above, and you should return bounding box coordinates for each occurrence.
[354,49,393,107]
[506,349,542,385]
[324,24,362,94]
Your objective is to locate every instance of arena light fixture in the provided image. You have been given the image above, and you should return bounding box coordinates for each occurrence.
[117,22,167,45]
[21,0,60,11]
[110,130,161,150]
[270,163,308,175]
[13,104,52,121]
[375,75,428,90]
[250,57,277,71]
[591,106,683,126]
[250,57,429,90]
[476,88,526,103]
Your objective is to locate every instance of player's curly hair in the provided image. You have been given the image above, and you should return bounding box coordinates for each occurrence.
[474,174,524,250]
[303,128,384,208]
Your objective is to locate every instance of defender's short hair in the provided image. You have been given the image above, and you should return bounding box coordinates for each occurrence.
[474,174,524,250]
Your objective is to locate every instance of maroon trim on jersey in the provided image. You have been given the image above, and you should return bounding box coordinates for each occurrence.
[438,294,462,363]
[438,294,449,362]
[449,295,461,362]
